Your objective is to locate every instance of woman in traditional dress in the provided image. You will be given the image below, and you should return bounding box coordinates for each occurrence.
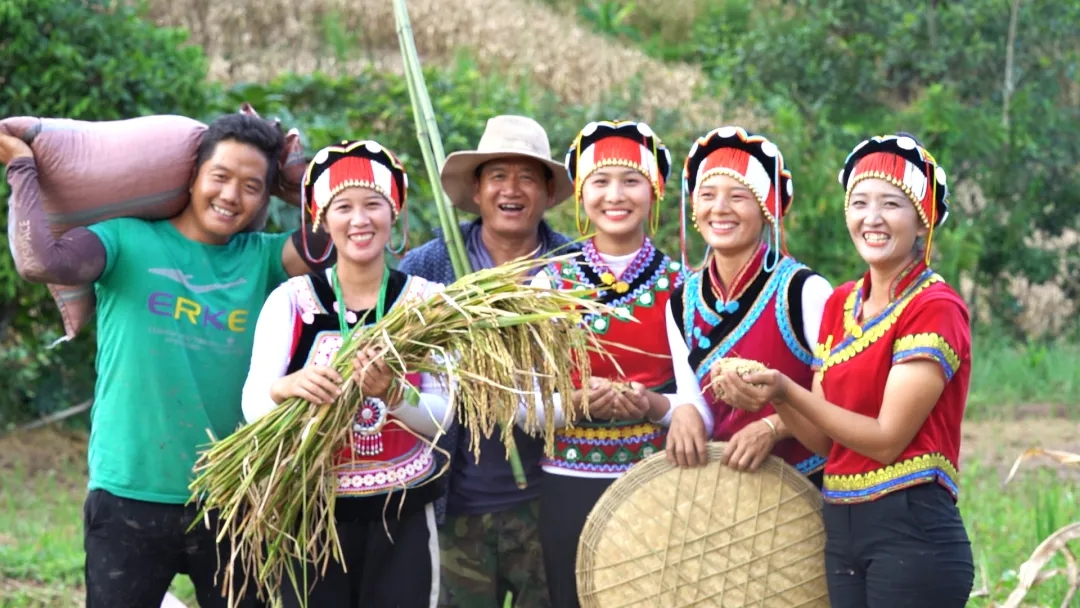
[663,126,832,486]
[240,140,450,608]
[715,133,975,606]
[523,120,706,608]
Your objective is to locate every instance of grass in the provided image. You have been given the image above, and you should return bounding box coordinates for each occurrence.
[3,424,1078,607]
[0,339,1076,607]
[0,441,198,608]
[963,460,1080,605]
[966,338,1080,419]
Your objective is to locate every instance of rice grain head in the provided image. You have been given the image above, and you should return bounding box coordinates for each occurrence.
[187,254,608,606]
[706,357,769,401]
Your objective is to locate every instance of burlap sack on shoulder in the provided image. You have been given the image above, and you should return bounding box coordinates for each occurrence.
[1,104,305,340]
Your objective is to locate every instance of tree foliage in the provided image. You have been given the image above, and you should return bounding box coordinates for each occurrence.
[0,0,209,422]
[624,0,1080,336]
[2,0,1077,421]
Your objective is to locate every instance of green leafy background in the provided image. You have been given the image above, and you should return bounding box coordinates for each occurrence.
[1,0,1078,422]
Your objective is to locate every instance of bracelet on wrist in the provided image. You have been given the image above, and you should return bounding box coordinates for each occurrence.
[761,416,779,439]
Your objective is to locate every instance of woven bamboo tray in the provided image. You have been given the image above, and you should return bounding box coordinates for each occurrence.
[576,444,829,607]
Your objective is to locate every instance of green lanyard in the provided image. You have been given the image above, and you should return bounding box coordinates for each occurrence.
[331,264,390,341]
[332,264,422,407]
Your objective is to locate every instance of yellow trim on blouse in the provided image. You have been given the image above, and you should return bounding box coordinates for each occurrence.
[560,421,663,441]
[823,452,959,504]
[818,272,941,374]
[893,332,961,380]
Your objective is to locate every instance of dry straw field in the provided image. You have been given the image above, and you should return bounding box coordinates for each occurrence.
[139,0,756,129]
[138,0,1075,336]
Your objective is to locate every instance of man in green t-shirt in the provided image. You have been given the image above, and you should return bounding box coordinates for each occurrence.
[0,114,329,608]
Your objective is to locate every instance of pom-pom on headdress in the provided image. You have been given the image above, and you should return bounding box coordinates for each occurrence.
[839,133,950,265]
[680,126,793,270]
[301,139,409,256]
[564,120,672,235]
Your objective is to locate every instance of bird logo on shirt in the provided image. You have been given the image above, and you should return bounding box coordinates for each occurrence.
[148,268,247,294]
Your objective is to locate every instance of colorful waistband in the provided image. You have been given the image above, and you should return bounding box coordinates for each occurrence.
[334,444,437,497]
[543,421,666,474]
[823,452,958,504]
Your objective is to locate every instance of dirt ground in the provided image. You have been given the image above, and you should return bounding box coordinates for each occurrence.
[2,414,1078,479]
[959,406,1080,474]
[0,426,88,477]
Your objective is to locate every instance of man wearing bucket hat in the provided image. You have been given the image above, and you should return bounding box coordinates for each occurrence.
[398,115,575,607]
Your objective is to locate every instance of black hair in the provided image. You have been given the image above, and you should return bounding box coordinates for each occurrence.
[194,114,285,190]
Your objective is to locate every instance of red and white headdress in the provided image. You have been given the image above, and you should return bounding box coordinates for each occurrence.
[839,133,950,264]
[684,126,793,225]
[302,140,408,230]
[564,120,672,234]
[680,126,793,269]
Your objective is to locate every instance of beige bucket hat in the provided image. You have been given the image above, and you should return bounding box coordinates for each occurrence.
[440,115,575,215]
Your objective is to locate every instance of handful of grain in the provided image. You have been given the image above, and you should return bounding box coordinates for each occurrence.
[705,357,770,402]
[188,254,613,607]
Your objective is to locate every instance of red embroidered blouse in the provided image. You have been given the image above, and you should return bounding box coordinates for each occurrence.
[541,238,683,477]
[814,260,971,504]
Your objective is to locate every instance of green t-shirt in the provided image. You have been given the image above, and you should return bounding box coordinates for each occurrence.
[86,218,291,504]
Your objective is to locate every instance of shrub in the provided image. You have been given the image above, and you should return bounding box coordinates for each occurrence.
[210,60,705,263]
[0,0,210,422]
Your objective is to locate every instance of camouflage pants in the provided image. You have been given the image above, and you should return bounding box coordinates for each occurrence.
[439,500,551,608]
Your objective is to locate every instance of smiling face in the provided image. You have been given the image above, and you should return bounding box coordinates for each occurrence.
[846,178,927,269]
[186,140,271,243]
[473,158,554,239]
[693,173,766,256]
[322,186,394,267]
[581,166,653,242]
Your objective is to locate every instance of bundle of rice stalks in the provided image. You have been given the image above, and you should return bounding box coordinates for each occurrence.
[1001,448,1080,608]
[703,357,769,402]
[189,254,613,605]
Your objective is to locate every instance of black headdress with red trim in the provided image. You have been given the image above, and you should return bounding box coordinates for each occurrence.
[300,139,409,258]
[839,133,950,264]
[680,126,793,269]
[564,120,672,235]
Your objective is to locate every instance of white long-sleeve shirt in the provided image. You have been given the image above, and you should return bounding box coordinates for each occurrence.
[665,272,833,433]
[240,270,452,437]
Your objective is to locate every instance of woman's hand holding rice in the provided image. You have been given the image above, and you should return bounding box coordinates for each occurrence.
[714,369,789,413]
[352,348,397,404]
[270,366,343,406]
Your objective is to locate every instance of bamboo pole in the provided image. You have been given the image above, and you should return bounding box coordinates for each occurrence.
[392,3,465,278]
[393,0,527,488]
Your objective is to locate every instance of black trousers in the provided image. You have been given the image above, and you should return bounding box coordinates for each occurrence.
[281,502,439,608]
[823,483,974,608]
[538,472,615,608]
[83,489,264,608]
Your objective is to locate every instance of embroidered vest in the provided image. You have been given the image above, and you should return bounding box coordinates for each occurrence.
[541,239,685,476]
[671,254,825,475]
[285,269,440,498]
